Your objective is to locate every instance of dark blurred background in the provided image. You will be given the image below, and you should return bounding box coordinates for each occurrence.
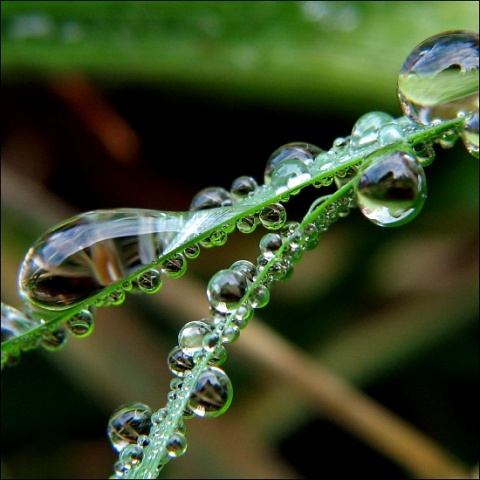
[1,2,478,479]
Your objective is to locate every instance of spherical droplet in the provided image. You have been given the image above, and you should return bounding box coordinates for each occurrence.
[259,203,287,230]
[187,366,233,418]
[135,269,162,294]
[236,214,258,234]
[184,243,201,259]
[461,113,479,158]
[397,31,479,125]
[207,269,248,313]
[230,175,259,199]
[412,142,436,167]
[271,159,311,194]
[41,326,67,351]
[178,320,212,355]
[167,346,195,377]
[161,253,187,278]
[119,444,144,469]
[264,142,322,185]
[356,150,427,227]
[350,111,395,147]
[1,303,38,344]
[259,233,283,258]
[66,309,94,338]
[190,187,232,211]
[107,402,152,453]
[166,432,188,458]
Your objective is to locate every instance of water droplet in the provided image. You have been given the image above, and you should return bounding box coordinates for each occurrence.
[187,366,233,418]
[207,270,248,313]
[461,113,479,157]
[236,214,258,233]
[264,142,322,185]
[161,253,187,278]
[135,269,162,294]
[41,326,67,351]
[183,243,200,259]
[221,326,240,344]
[350,112,395,147]
[259,233,283,258]
[119,444,144,469]
[412,142,436,167]
[259,203,287,230]
[378,123,404,146]
[230,260,257,282]
[397,31,479,125]
[178,321,212,355]
[66,309,94,338]
[190,187,232,211]
[230,175,258,199]
[249,284,270,309]
[1,303,38,345]
[356,150,427,227]
[107,402,152,453]
[167,346,195,377]
[18,209,202,310]
[271,159,311,194]
[210,229,228,246]
[166,432,188,458]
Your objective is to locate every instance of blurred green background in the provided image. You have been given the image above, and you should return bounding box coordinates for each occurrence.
[1,2,478,478]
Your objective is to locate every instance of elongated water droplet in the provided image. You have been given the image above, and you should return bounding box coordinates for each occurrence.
[356,150,427,227]
[107,402,152,453]
[187,366,233,418]
[461,113,479,158]
[397,31,479,125]
[264,142,322,185]
[207,269,248,313]
[66,309,94,338]
[18,208,245,312]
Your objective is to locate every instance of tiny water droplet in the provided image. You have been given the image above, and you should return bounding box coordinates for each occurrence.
[187,366,233,418]
[66,309,94,338]
[207,269,248,313]
[397,31,479,125]
[190,187,232,211]
[356,150,427,227]
[107,402,152,453]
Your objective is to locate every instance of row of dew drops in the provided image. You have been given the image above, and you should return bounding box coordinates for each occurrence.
[1,30,478,478]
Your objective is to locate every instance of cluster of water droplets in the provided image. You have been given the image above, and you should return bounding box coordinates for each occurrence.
[1,28,478,478]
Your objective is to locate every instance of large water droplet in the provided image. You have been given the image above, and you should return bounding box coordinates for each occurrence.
[350,112,395,147]
[207,269,248,313]
[107,402,152,453]
[397,31,479,125]
[187,366,233,418]
[356,150,427,227]
[264,142,322,185]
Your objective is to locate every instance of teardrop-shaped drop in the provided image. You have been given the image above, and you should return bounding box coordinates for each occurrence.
[356,150,427,227]
[107,402,152,453]
[397,31,479,125]
[187,366,233,418]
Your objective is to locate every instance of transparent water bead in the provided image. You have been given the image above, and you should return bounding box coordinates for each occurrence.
[107,402,152,453]
[230,175,258,199]
[461,113,479,157]
[119,444,144,469]
[166,432,188,458]
[18,208,237,312]
[264,142,322,185]
[271,159,311,194]
[350,112,395,147]
[397,31,479,125]
[41,326,67,351]
[189,186,232,211]
[259,203,287,230]
[187,366,233,418]
[66,309,94,338]
[178,320,212,355]
[168,346,195,377]
[356,150,427,227]
[207,269,248,313]
[135,269,162,294]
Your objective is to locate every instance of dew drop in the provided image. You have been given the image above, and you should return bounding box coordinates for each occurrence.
[259,203,287,230]
[178,320,212,355]
[66,309,94,338]
[271,159,311,194]
[412,142,436,167]
[230,175,258,199]
[166,432,188,458]
[135,269,162,294]
[259,233,283,258]
[397,31,479,125]
[167,346,195,377]
[207,269,248,313]
[119,444,144,469]
[350,111,395,147]
[187,366,233,418]
[230,259,257,282]
[249,284,270,309]
[236,214,258,233]
[356,150,427,227]
[183,243,200,259]
[41,326,67,351]
[189,187,232,211]
[264,142,322,185]
[461,113,479,157]
[1,303,38,345]
[107,402,152,453]
[161,253,187,278]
